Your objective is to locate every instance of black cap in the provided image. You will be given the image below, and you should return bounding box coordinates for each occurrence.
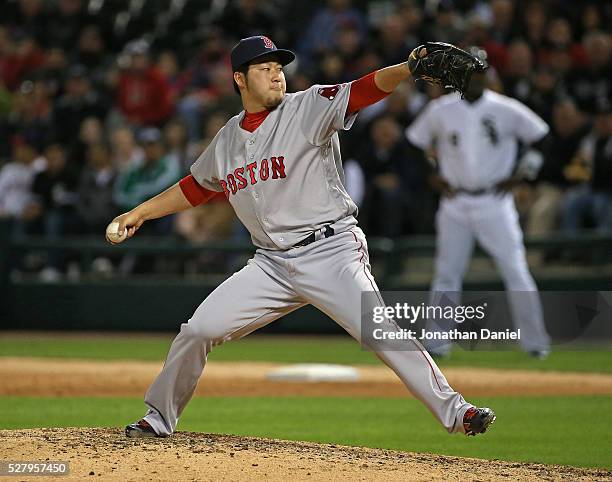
[231,36,295,72]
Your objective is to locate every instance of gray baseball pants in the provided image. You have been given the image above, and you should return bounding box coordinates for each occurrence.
[142,227,472,436]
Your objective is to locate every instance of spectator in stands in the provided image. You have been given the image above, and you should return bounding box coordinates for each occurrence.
[566,31,612,113]
[578,3,608,39]
[77,143,118,234]
[357,115,419,237]
[0,0,610,247]
[178,60,240,141]
[156,50,184,105]
[175,28,232,140]
[30,143,80,237]
[115,40,173,128]
[561,99,612,235]
[376,15,415,67]
[526,66,559,126]
[72,25,112,90]
[0,32,45,91]
[36,46,68,99]
[501,40,535,104]
[50,64,107,154]
[520,0,548,52]
[539,17,587,68]
[164,118,190,172]
[186,111,231,162]
[425,0,465,45]
[488,0,517,44]
[1,79,51,153]
[1,0,48,44]
[338,23,373,80]
[527,98,591,236]
[316,52,345,85]
[0,137,41,231]
[45,0,91,51]
[213,0,277,41]
[112,127,181,274]
[70,116,105,168]
[113,127,181,234]
[298,0,367,68]
[110,127,143,172]
[396,0,424,49]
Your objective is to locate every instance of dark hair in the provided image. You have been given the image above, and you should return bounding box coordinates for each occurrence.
[233,63,250,95]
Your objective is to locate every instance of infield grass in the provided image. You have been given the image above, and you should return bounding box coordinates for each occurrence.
[1,333,611,373]
[1,395,611,470]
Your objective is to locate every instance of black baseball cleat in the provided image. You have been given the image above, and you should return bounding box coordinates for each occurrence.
[463,407,496,436]
[125,419,166,438]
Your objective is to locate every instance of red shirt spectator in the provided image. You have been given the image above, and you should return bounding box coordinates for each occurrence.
[0,35,46,90]
[116,40,173,126]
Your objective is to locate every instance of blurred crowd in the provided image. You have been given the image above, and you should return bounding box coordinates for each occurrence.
[0,0,611,277]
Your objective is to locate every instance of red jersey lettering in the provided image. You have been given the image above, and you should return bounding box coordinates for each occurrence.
[227,173,238,194]
[246,162,258,184]
[234,167,247,190]
[260,158,269,181]
[271,156,286,179]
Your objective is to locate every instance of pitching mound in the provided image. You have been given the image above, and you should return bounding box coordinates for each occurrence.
[1,428,610,481]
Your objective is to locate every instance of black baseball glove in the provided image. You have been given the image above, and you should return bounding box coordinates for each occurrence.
[408,42,487,97]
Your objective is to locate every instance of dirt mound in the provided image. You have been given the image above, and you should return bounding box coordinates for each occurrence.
[1,428,610,481]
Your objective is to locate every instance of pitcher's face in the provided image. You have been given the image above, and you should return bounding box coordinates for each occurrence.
[238,57,286,109]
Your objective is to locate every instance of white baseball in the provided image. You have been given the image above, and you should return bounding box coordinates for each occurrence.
[106,221,127,244]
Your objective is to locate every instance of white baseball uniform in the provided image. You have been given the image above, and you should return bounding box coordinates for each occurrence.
[406,89,551,354]
[141,83,475,436]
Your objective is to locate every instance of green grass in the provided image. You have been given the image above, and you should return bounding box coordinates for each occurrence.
[1,395,611,469]
[1,334,611,373]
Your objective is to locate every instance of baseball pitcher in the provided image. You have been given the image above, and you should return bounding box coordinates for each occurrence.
[406,66,552,359]
[108,38,496,438]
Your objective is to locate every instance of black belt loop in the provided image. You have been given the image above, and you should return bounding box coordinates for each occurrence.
[294,225,335,248]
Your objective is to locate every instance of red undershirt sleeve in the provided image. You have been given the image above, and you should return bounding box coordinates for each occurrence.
[179,174,220,207]
[346,71,391,115]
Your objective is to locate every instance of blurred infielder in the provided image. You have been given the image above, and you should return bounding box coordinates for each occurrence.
[406,67,551,359]
[109,37,495,438]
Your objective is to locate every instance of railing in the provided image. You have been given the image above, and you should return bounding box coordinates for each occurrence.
[2,219,611,284]
[1,220,610,329]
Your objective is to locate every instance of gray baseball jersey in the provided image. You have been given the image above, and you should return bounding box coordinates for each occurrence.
[136,83,478,438]
[190,84,359,250]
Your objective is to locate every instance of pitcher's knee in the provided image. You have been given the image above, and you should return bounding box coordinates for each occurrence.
[180,319,228,345]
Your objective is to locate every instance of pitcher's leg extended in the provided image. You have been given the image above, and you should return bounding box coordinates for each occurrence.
[294,229,493,435]
[130,257,304,437]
